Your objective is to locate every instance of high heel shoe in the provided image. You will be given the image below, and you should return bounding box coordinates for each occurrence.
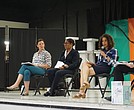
[22,93,29,96]
[6,86,19,91]
[80,82,90,91]
[73,93,86,98]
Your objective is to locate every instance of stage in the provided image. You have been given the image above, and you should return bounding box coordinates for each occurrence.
[0,89,134,110]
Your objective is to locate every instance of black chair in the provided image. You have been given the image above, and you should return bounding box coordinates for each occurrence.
[25,58,82,96]
[131,78,134,90]
[32,74,46,95]
[124,61,134,91]
[126,73,134,91]
[86,56,119,98]
[87,72,114,98]
[20,74,46,96]
[131,79,134,91]
[60,58,82,96]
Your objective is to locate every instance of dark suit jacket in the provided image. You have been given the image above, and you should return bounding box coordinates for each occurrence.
[59,49,80,70]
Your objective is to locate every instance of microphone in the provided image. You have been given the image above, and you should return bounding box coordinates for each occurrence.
[100,46,105,60]
[101,46,105,50]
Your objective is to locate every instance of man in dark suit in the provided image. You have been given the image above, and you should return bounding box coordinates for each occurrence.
[44,38,80,96]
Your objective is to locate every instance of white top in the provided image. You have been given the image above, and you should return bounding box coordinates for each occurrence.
[78,50,93,54]
[65,37,79,40]
[83,38,98,42]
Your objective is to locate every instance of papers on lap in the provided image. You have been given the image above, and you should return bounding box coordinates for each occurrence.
[21,62,33,65]
[54,61,64,68]
[114,61,128,67]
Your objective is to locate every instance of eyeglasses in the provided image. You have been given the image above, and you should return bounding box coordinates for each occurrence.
[64,42,70,45]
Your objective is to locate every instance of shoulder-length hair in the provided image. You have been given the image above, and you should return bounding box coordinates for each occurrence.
[98,34,114,50]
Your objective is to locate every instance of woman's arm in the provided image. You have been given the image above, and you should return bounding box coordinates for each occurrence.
[106,48,118,66]
[100,50,111,62]
[36,64,51,69]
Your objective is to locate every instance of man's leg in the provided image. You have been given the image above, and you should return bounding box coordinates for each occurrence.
[50,70,73,95]
[47,68,59,86]
[113,65,134,81]
[44,68,59,96]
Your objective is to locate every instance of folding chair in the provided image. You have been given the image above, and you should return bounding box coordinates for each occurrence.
[32,74,46,95]
[127,73,134,91]
[87,72,114,98]
[86,56,119,98]
[20,74,46,96]
[21,58,82,96]
[131,79,134,90]
[88,73,134,98]
[62,58,82,96]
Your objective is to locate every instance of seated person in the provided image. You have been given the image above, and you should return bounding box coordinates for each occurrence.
[44,38,80,96]
[105,60,134,101]
[7,38,52,96]
[73,34,118,98]
[113,61,134,81]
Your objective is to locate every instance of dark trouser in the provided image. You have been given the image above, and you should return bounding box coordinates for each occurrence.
[113,65,134,81]
[46,68,74,95]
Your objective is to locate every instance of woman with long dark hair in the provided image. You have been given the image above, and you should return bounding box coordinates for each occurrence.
[73,34,118,98]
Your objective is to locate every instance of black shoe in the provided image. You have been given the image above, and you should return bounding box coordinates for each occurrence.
[44,91,55,96]
[104,96,111,101]
[44,91,51,96]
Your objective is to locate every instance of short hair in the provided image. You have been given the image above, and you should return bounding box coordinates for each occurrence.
[66,38,75,46]
[98,34,114,50]
[36,38,45,45]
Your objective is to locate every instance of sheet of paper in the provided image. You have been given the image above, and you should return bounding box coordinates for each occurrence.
[54,61,64,68]
[114,61,128,67]
[21,62,33,65]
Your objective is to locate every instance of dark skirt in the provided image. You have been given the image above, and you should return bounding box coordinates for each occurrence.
[92,64,111,75]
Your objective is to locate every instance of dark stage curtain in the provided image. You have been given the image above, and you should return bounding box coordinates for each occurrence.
[36,28,65,87]
[8,28,65,88]
[87,0,129,86]
[9,28,36,86]
[87,6,104,38]
[0,28,5,90]
[103,0,128,24]
[87,0,129,38]
[37,28,65,67]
